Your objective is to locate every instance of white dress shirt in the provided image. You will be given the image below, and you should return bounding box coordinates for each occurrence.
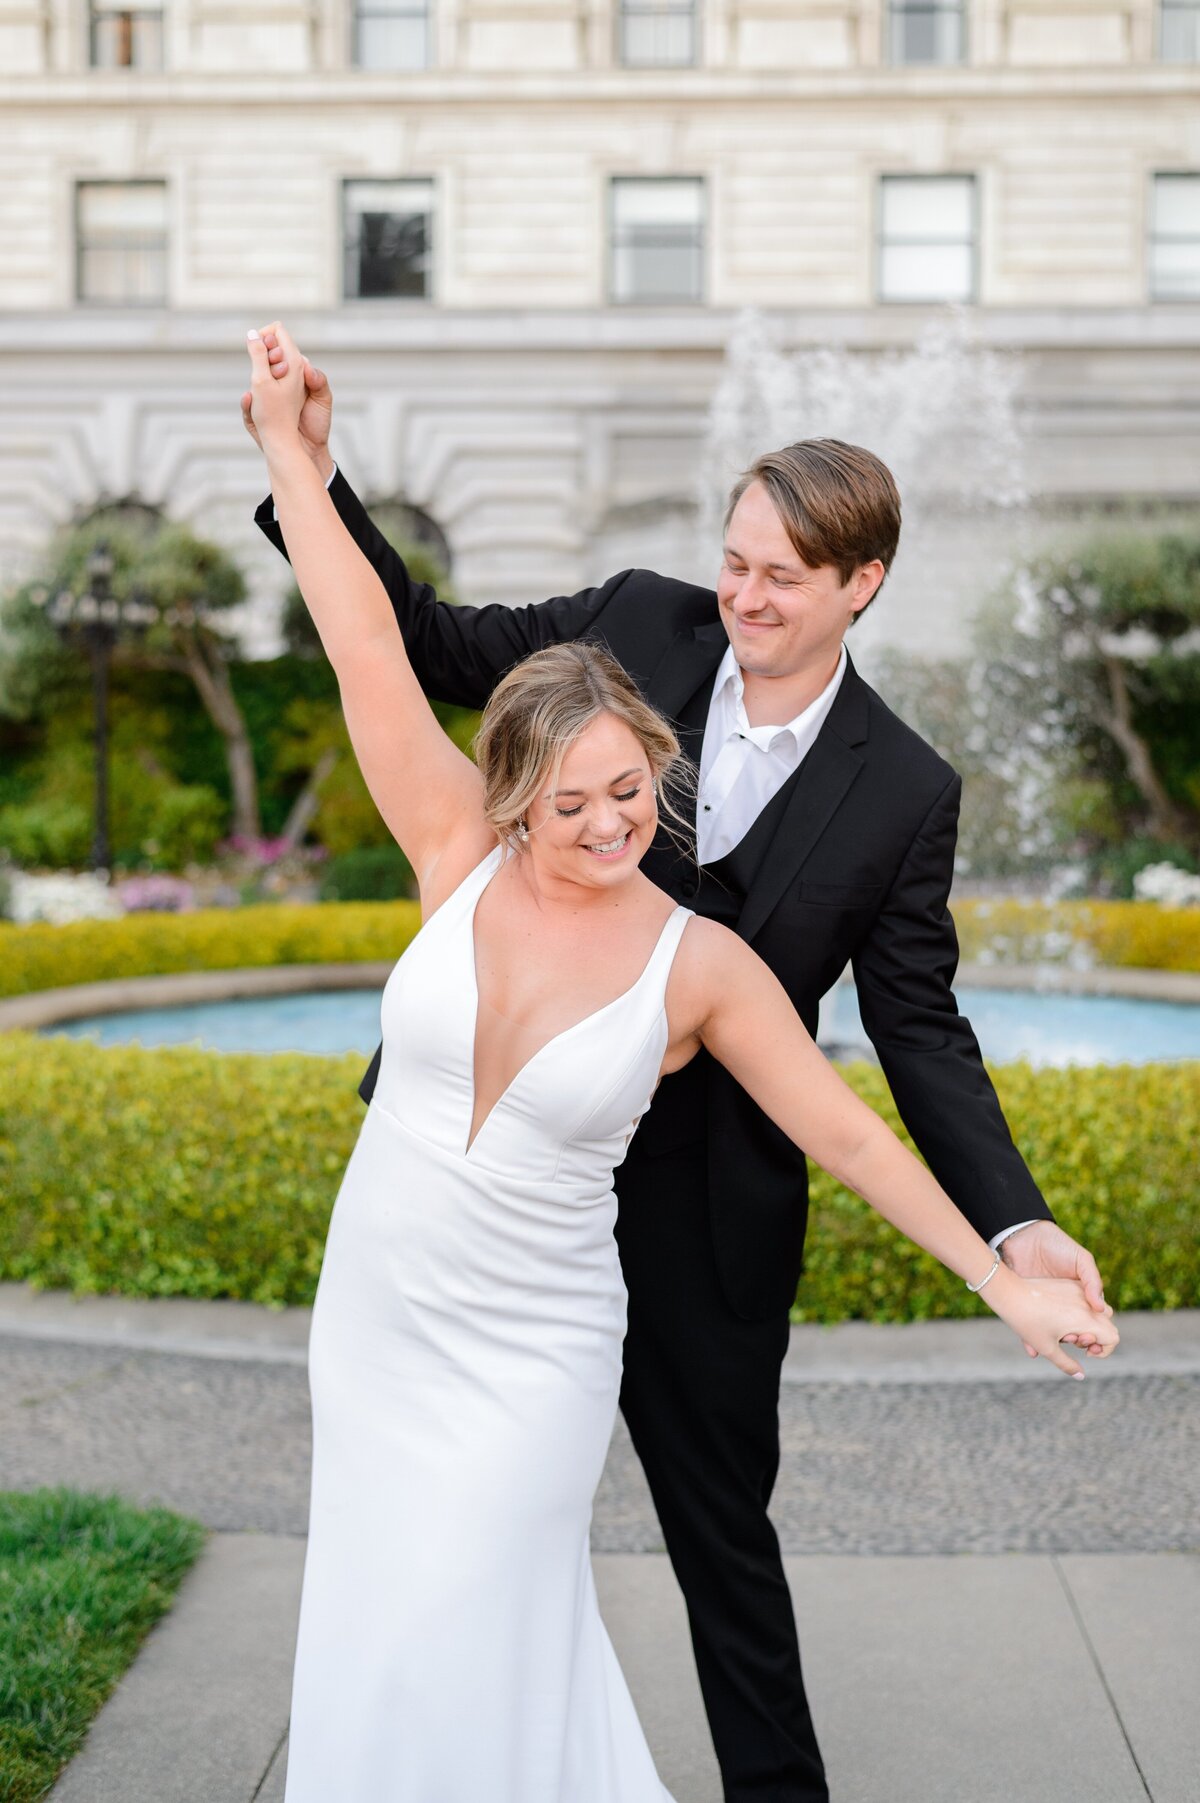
[692,640,1034,1256]
[696,643,848,866]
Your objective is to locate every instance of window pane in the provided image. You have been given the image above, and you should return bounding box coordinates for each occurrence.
[1153,175,1200,234]
[344,182,433,299]
[1150,239,1200,297]
[620,4,696,66]
[1160,5,1200,61]
[612,179,702,227]
[882,176,973,239]
[354,6,428,69]
[78,182,167,232]
[880,241,974,302]
[90,6,164,70]
[613,236,703,303]
[890,4,964,65]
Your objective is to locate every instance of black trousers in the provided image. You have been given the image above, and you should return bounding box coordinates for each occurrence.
[614,1148,828,1803]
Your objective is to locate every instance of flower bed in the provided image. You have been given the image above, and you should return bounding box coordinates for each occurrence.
[2,1034,1194,1320]
[951,898,1200,974]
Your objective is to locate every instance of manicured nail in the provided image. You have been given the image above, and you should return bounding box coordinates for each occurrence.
[247,328,260,340]
[1072,1371,1085,1380]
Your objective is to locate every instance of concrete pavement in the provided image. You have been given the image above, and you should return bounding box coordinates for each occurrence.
[0,1285,1192,1802]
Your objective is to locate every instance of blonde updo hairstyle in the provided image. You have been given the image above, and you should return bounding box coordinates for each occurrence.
[474,642,695,855]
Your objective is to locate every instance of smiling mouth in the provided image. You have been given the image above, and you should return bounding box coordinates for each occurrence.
[583,833,631,858]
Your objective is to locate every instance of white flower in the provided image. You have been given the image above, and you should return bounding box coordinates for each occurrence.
[7,871,125,925]
[1133,863,1200,908]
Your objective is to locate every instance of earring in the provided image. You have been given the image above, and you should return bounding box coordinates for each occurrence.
[516,818,529,843]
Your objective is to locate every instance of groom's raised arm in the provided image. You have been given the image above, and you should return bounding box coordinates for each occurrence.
[255,468,628,710]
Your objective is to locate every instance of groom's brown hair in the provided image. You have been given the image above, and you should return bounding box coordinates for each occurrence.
[724,439,902,622]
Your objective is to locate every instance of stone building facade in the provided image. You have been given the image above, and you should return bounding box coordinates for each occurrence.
[1,0,1198,652]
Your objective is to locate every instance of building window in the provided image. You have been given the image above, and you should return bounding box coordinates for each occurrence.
[343,180,434,299]
[89,2,164,69]
[1160,0,1200,59]
[887,0,965,63]
[76,181,168,305]
[610,178,705,304]
[878,175,976,303]
[1149,175,1200,299]
[352,0,429,69]
[618,0,697,66]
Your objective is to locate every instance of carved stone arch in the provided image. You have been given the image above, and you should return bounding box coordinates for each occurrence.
[365,498,453,577]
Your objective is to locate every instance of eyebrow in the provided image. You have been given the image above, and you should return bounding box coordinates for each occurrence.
[553,767,643,798]
[724,543,804,575]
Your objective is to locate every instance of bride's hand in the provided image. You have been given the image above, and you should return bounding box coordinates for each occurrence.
[244,321,307,450]
[989,1273,1119,1378]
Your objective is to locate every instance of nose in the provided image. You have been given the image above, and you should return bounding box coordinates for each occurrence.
[585,799,623,840]
[732,573,769,614]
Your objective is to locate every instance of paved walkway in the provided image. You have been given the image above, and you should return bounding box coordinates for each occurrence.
[0,1285,1194,1802]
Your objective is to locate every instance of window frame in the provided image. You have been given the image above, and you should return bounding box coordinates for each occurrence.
[876,171,979,306]
[74,177,169,308]
[607,174,707,307]
[341,176,436,303]
[87,1,166,71]
[884,0,968,66]
[349,0,432,71]
[1148,171,1200,302]
[615,0,699,70]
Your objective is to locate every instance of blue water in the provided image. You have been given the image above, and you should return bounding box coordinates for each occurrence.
[46,982,1200,1068]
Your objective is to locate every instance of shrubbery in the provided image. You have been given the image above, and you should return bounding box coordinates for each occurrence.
[1,1034,1194,1320]
[2,894,1197,1001]
[954,897,1200,973]
[0,899,421,998]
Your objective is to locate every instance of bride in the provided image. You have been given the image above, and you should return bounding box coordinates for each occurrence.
[244,324,1117,1803]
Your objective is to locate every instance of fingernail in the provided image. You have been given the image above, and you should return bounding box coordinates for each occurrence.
[246,328,260,341]
[1072,1371,1085,1380]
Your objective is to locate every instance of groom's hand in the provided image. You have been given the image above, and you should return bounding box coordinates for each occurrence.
[240,327,334,481]
[1000,1221,1112,1358]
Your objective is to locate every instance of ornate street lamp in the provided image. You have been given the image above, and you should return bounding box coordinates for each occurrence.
[31,542,155,876]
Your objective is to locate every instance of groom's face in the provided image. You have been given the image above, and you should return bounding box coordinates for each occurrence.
[717,480,878,680]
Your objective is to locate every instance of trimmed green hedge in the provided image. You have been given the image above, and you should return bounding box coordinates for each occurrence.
[954,898,1200,973]
[1,1034,1194,1320]
[2,895,1198,1003]
[0,900,422,999]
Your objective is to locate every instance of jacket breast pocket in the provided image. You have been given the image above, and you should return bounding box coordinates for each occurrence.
[795,879,885,910]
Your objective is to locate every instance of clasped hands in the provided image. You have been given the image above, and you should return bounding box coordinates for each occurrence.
[239,320,1119,1378]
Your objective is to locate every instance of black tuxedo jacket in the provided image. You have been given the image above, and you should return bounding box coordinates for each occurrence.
[256,472,1053,1318]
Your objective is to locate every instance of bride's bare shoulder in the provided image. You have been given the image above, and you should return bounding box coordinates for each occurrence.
[667,913,764,1008]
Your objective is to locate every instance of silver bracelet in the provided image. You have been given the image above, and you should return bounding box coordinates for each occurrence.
[965,1251,1001,1294]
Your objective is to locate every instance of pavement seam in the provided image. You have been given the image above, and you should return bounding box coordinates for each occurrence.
[251,1725,290,1801]
[1050,1554,1154,1802]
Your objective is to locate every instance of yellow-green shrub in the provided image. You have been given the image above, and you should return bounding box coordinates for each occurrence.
[1,1034,1194,1320]
[0,901,422,999]
[954,898,1200,973]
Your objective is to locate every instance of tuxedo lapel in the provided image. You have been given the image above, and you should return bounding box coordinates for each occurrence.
[737,656,871,945]
[646,622,728,767]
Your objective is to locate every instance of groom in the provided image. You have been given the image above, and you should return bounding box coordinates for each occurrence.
[246,345,1106,1803]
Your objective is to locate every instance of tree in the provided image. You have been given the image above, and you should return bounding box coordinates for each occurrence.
[1,509,262,840]
[970,531,1200,866]
[275,526,471,854]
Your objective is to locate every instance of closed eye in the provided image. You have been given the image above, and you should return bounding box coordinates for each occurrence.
[556,786,642,819]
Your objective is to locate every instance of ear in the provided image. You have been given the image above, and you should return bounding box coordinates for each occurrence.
[850,560,886,613]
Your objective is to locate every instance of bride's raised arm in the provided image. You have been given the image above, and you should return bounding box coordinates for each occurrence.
[244,323,490,897]
[670,920,1119,1377]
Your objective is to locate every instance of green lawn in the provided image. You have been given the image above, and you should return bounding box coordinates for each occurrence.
[0,1488,207,1803]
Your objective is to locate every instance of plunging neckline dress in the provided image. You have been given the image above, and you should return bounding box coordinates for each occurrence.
[283,845,692,1802]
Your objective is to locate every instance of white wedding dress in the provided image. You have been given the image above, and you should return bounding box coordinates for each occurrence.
[283,844,691,1802]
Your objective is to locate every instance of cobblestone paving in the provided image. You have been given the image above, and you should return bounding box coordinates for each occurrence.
[1,1335,1195,1554]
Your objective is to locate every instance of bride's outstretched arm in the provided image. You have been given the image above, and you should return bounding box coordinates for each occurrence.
[244,323,489,892]
[673,921,1118,1377]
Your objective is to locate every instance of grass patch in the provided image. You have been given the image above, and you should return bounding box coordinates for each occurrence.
[0,1487,207,1803]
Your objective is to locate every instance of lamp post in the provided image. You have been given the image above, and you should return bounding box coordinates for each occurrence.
[32,542,154,878]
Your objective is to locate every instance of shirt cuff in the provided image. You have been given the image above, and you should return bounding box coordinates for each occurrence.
[271,460,337,523]
[989,1219,1039,1253]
